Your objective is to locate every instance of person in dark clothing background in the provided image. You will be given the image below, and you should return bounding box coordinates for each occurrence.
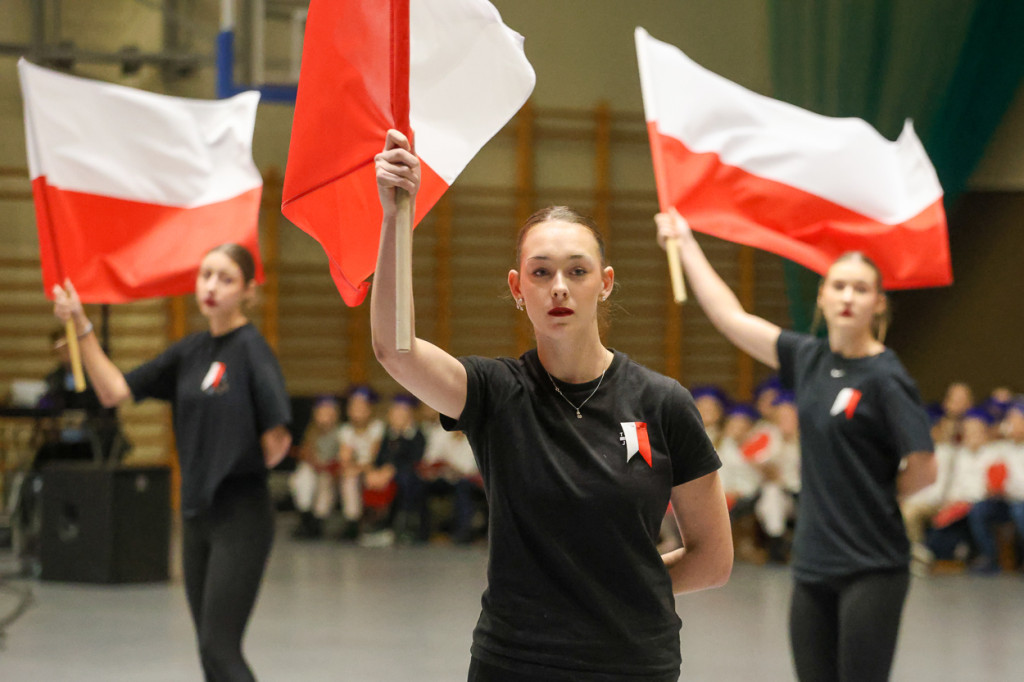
[53,243,291,682]
[657,208,936,682]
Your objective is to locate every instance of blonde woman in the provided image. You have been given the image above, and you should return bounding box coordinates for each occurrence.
[656,209,936,682]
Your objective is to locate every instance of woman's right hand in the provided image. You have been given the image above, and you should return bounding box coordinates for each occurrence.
[654,208,693,251]
[375,129,421,216]
[52,279,86,326]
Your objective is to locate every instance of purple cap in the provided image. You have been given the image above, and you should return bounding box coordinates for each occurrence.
[391,393,420,408]
[925,403,945,424]
[1004,400,1024,417]
[726,403,760,421]
[772,390,796,407]
[963,406,994,425]
[691,385,729,405]
[314,395,339,409]
[347,384,379,403]
[754,376,782,399]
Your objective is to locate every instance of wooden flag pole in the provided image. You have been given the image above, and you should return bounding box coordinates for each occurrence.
[64,318,86,391]
[666,237,687,304]
[395,187,413,352]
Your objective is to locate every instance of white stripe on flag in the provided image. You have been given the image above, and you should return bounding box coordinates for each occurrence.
[635,28,942,225]
[410,0,535,185]
[621,422,640,460]
[18,58,262,208]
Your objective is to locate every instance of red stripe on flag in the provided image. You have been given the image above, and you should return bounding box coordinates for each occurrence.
[33,178,263,303]
[648,124,952,290]
[284,160,448,306]
[636,422,653,467]
[844,389,862,420]
[390,0,411,137]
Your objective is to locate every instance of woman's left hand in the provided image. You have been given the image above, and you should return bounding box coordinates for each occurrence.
[375,129,421,215]
[654,208,694,250]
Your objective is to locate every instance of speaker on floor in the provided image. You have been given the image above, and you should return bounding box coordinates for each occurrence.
[40,464,171,583]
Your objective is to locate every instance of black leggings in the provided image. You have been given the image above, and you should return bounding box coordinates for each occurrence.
[468,656,680,682]
[183,478,274,682]
[789,570,909,682]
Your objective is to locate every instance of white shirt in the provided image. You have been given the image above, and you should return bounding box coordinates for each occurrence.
[339,419,385,466]
[423,427,478,477]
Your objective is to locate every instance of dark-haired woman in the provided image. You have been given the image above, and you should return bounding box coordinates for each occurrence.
[656,209,936,682]
[372,130,732,681]
[53,243,291,682]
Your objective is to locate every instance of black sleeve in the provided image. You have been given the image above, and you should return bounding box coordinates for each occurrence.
[439,356,514,434]
[880,365,934,458]
[246,336,291,434]
[776,329,813,391]
[666,382,721,487]
[124,340,185,403]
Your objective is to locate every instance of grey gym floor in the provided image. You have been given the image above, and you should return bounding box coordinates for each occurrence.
[1,519,1022,681]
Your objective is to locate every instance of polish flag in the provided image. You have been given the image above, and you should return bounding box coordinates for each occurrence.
[621,422,653,467]
[18,59,264,303]
[829,388,863,419]
[282,0,535,305]
[635,28,952,290]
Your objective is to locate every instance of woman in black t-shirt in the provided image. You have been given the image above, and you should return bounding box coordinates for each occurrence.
[372,130,732,681]
[656,209,936,682]
[53,243,291,682]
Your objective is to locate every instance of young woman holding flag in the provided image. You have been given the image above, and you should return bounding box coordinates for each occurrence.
[655,209,936,682]
[373,130,732,681]
[53,243,291,682]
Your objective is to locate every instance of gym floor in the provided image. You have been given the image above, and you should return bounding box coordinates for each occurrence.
[1,518,1022,681]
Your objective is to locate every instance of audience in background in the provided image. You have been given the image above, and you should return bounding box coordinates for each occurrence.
[280,378,1022,576]
[338,385,385,540]
[362,394,427,545]
[289,396,342,539]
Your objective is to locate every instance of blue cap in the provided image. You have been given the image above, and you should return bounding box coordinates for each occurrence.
[314,394,339,409]
[726,403,760,420]
[963,406,994,425]
[925,403,945,424]
[773,390,795,407]
[691,385,729,405]
[982,397,1010,422]
[1005,400,1024,417]
[391,393,420,408]
[347,384,379,403]
[754,376,782,399]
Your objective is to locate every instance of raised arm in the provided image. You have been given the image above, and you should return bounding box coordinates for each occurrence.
[655,209,782,369]
[52,280,132,407]
[371,130,468,420]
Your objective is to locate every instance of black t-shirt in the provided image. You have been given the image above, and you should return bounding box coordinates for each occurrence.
[125,323,291,516]
[440,349,719,680]
[776,330,933,582]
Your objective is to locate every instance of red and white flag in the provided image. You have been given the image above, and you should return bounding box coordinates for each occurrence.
[282,0,535,306]
[829,388,863,419]
[621,421,653,467]
[18,59,264,303]
[635,28,952,290]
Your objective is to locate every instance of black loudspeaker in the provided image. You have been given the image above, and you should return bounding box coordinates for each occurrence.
[40,465,171,583]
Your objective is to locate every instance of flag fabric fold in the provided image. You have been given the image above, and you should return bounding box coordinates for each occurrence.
[18,58,264,303]
[635,28,952,290]
[282,0,536,306]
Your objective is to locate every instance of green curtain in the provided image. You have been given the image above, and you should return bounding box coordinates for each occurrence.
[767,0,1024,331]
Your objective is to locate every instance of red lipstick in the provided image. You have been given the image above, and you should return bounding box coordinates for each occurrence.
[548,307,573,317]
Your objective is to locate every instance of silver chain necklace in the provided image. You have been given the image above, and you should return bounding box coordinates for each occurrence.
[546,370,606,419]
